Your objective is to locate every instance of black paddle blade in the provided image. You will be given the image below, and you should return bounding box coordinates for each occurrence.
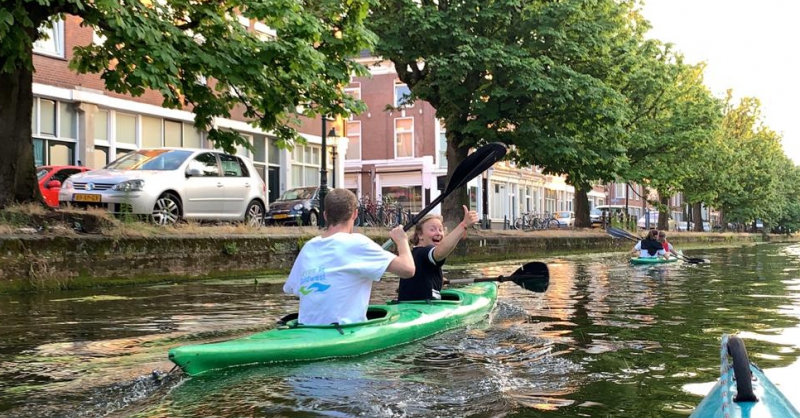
[511,262,549,292]
[607,226,640,242]
[444,142,508,194]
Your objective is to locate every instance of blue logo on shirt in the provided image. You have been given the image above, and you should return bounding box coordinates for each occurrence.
[299,282,331,295]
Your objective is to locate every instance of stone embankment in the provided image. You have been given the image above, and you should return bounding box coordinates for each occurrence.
[0,228,794,292]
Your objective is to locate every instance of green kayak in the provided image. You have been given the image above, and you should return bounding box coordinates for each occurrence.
[168,282,498,376]
[630,256,679,265]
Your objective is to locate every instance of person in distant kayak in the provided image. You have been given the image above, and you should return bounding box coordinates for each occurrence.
[283,189,415,325]
[396,205,480,301]
[629,228,665,258]
[657,230,680,259]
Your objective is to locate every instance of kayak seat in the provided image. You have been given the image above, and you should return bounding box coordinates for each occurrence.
[440,292,461,302]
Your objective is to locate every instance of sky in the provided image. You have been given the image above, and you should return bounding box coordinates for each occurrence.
[639,0,800,164]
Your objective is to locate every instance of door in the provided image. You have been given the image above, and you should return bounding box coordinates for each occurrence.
[182,152,225,217]
[43,168,84,207]
[267,166,280,203]
[218,153,252,219]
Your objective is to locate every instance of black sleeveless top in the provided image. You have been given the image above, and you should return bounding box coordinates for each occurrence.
[397,245,446,301]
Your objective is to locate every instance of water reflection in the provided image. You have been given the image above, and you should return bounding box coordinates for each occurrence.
[1,244,800,417]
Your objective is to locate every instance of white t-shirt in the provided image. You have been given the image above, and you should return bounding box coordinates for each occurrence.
[634,241,666,258]
[283,233,396,325]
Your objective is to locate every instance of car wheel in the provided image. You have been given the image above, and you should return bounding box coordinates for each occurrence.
[151,193,182,225]
[244,200,265,227]
[307,211,318,227]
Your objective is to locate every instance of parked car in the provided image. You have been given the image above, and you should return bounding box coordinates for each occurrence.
[637,212,675,231]
[591,204,637,227]
[58,148,267,226]
[554,211,575,228]
[265,186,320,226]
[37,165,91,207]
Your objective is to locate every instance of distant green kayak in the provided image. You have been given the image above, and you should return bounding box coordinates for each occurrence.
[630,256,679,265]
[169,282,498,376]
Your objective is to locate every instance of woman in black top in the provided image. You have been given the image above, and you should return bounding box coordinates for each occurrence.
[397,205,479,301]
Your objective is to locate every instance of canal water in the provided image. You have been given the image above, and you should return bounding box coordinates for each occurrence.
[2,242,800,417]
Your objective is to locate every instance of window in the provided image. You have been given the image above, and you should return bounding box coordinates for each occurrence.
[189,153,220,177]
[438,129,447,169]
[94,109,109,141]
[31,97,77,166]
[116,113,137,145]
[164,120,182,147]
[345,120,361,160]
[219,154,248,177]
[291,144,320,187]
[94,146,108,168]
[142,116,163,148]
[394,84,411,108]
[394,118,413,158]
[345,83,361,101]
[33,18,65,58]
[394,82,411,107]
[615,183,626,198]
[381,186,422,213]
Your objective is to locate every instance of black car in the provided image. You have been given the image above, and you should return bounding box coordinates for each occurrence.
[265,186,320,226]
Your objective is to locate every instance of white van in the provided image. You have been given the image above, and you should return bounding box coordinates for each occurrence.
[590,205,639,226]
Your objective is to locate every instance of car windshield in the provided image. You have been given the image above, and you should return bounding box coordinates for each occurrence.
[279,187,315,201]
[36,167,52,180]
[590,208,601,215]
[557,211,571,218]
[106,149,193,171]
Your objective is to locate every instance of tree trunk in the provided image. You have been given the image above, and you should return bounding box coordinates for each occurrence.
[658,194,669,230]
[442,135,471,230]
[574,186,590,228]
[0,63,41,209]
[692,202,703,232]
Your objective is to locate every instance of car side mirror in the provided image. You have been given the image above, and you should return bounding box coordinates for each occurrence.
[46,180,62,189]
[186,168,203,177]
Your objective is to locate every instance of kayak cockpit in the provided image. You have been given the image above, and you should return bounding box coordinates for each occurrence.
[275,307,392,329]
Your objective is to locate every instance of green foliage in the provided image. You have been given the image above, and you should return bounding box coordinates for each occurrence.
[2,0,374,153]
[369,0,638,224]
[223,241,239,256]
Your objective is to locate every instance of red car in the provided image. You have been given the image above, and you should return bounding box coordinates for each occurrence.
[37,165,91,207]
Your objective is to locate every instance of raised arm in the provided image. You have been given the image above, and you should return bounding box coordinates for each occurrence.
[386,225,415,278]
[433,205,479,262]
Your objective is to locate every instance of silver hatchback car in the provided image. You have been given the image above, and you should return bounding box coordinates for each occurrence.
[59,148,267,226]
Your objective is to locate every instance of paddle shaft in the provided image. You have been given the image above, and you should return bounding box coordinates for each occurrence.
[447,274,547,285]
[381,143,507,250]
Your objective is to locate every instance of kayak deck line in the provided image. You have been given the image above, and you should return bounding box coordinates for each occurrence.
[629,256,680,265]
[690,334,800,418]
[169,282,498,376]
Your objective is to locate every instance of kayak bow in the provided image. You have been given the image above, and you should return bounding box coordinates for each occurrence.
[690,334,799,418]
[169,282,498,376]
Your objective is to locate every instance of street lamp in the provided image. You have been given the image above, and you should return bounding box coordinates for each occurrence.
[318,116,337,228]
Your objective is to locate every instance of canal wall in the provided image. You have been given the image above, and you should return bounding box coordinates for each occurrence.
[0,231,794,292]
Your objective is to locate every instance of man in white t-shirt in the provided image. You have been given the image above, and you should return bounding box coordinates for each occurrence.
[283,189,415,325]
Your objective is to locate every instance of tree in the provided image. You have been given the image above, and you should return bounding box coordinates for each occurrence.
[710,95,785,229]
[370,0,643,227]
[0,0,373,208]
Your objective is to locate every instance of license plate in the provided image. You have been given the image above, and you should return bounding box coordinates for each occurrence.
[74,194,101,203]
[273,214,289,219]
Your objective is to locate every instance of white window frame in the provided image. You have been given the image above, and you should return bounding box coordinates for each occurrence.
[615,183,626,198]
[291,144,321,188]
[394,117,414,159]
[33,18,65,58]
[394,82,411,108]
[345,83,361,101]
[345,119,361,160]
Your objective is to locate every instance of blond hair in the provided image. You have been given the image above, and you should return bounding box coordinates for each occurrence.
[410,214,443,245]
